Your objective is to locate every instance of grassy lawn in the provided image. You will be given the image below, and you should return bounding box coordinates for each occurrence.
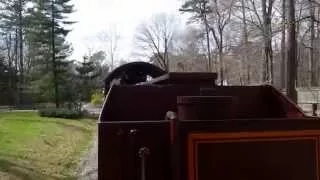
[0,111,97,180]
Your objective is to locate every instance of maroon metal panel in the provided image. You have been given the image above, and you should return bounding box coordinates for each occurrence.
[200,85,303,118]
[175,119,320,180]
[100,85,304,123]
[193,134,318,180]
[100,85,204,122]
[177,96,235,120]
[98,121,171,180]
[98,69,314,180]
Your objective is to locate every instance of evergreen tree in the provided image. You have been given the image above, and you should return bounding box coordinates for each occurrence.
[25,0,75,107]
[75,56,101,102]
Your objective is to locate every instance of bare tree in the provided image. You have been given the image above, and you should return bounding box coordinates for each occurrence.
[134,13,178,71]
[208,0,234,85]
[236,0,276,84]
[176,0,318,91]
[98,25,120,71]
[261,0,275,83]
[176,26,207,59]
[180,0,213,72]
[169,26,208,72]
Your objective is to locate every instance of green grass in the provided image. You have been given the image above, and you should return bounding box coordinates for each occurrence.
[0,111,97,180]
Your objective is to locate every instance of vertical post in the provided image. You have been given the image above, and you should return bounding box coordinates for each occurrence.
[128,129,138,180]
[312,103,318,116]
[166,111,180,180]
[139,147,150,180]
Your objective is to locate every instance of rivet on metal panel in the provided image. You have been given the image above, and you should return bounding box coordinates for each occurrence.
[129,129,138,136]
[165,111,177,120]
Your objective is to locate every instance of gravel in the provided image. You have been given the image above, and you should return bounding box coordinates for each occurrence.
[77,135,98,180]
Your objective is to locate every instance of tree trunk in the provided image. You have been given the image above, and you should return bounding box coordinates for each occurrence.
[110,39,114,71]
[309,0,317,86]
[204,15,212,72]
[281,0,286,89]
[164,37,169,71]
[267,0,274,84]
[7,34,14,104]
[18,0,24,105]
[287,0,297,103]
[14,29,20,106]
[219,30,224,85]
[241,0,250,85]
[262,0,268,82]
[296,5,302,87]
[317,5,320,83]
[51,0,59,108]
[268,31,273,84]
[262,0,274,84]
[263,44,270,82]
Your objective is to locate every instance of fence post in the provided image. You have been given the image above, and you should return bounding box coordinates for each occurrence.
[312,103,318,116]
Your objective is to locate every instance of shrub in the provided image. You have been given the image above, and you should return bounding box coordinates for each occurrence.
[38,108,83,119]
[91,92,104,106]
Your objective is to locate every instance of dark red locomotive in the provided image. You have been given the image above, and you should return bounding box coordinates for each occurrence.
[98,61,320,180]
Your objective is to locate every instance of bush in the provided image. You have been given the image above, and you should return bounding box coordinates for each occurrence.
[38,108,83,119]
[91,92,104,106]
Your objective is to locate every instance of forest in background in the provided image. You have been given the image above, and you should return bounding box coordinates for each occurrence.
[0,0,109,108]
[0,0,311,107]
[134,0,307,89]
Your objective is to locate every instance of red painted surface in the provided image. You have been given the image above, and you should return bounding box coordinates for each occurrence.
[98,65,320,180]
[188,131,320,180]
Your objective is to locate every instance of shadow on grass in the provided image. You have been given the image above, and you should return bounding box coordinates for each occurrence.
[0,158,55,180]
[0,157,81,180]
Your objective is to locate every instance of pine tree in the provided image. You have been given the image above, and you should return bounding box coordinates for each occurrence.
[75,56,101,102]
[25,0,75,107]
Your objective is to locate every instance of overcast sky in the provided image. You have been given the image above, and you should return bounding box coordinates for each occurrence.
[66,0,186,63]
